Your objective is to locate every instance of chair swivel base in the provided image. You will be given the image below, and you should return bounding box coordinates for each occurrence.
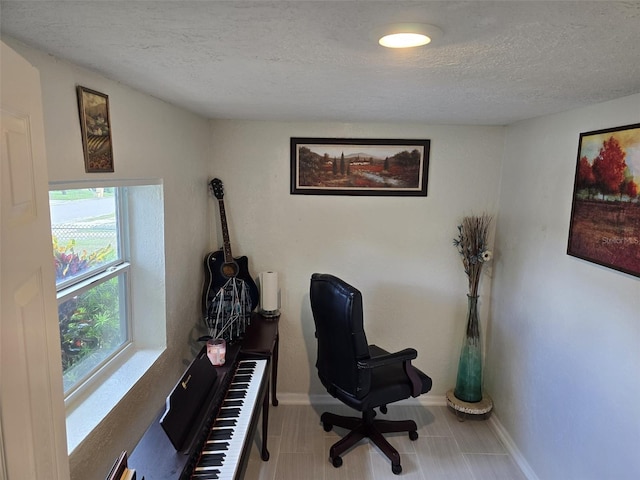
[321,410,418,475]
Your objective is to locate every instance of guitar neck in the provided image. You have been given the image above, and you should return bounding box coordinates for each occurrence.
[217,198,234,263]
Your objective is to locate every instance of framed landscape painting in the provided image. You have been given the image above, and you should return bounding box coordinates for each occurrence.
[77,85,114,173]
[290,138,429,196]
[567,123,640,277]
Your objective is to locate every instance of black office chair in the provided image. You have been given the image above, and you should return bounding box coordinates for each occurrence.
[309,273,433,475]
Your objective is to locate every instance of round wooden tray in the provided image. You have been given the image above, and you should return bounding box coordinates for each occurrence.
[446,389,493,419]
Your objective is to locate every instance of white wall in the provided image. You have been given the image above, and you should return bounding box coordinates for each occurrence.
[3,38,212,480]
[487,93,640,479]
[209,120,505,399]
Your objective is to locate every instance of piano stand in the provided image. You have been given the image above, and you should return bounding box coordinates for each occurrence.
[260,379,270,462]
[241,312,280,407]
[243,312,280,463]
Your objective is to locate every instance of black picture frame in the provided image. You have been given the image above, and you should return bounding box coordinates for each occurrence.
[76,85,114,173]
[290,137,429,196]
[567,122,640,277]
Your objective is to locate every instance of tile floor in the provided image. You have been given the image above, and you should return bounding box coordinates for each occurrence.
[244,403,528,480]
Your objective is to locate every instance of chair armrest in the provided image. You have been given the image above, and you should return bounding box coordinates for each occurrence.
[357,348,417,369]
[357,347,422,398]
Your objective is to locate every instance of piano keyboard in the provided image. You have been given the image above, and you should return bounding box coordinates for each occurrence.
[190,359,267,480]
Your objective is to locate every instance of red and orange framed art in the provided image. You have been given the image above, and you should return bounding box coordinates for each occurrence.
[567,123,640,277]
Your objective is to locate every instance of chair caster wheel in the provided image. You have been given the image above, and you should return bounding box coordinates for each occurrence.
[392,463,402,475]
[331,456,343,468]
[323,422,333,432]
[409,430,419,441]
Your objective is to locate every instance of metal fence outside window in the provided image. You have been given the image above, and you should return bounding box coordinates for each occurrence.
[52,223,117,244]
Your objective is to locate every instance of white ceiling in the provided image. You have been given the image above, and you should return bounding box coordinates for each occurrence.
[2,1,640,125]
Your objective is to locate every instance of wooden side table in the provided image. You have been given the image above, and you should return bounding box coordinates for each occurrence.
[241,312,280,406]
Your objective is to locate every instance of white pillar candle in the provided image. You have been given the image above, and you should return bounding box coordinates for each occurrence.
[260,271,279,312]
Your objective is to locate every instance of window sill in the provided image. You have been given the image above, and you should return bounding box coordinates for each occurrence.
[65,347,163,454]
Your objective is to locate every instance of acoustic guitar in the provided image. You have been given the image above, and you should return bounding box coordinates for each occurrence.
[202,178,259,342]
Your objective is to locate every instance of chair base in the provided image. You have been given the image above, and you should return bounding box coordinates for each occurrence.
[321,409,418,475]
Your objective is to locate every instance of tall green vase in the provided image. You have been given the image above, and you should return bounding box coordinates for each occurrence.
[454,295,483,403]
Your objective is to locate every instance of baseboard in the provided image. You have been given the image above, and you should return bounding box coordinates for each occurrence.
[489,414,540,480]
[274,392,447,407]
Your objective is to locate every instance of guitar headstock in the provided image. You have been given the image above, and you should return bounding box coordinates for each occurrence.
[210,178,224,200]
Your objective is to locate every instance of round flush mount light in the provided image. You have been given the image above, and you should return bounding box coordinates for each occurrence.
[375,23,442,48]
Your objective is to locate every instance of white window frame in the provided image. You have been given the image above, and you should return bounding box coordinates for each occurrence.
[52,187,132,400]
[49,180,167,454]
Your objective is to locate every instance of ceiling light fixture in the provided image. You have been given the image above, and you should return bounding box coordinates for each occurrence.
[376,23,442,49]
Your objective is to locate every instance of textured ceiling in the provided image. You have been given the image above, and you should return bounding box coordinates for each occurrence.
[2,1,640,125]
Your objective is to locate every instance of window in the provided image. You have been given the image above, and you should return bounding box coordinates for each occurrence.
[50,187,130,395]
[51,182,166,453]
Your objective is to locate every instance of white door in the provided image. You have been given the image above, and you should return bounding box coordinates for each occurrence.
[1,41,70,480]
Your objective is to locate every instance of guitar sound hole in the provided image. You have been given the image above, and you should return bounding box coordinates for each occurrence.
[222,263,238,277]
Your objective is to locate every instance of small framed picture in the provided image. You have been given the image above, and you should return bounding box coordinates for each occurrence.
[291,137,429,196]
[76,85,114,173]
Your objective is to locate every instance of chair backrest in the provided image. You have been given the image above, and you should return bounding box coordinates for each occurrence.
[309,273,371,399]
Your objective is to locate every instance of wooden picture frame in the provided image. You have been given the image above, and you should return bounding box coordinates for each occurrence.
[567,123,640,277]
[290,137,429,196]
[76,85,114,173]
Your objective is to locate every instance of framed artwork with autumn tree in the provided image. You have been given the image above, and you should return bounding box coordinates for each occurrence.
[567,123,640,277]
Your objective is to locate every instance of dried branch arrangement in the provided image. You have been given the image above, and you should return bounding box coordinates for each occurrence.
[453,214,493,297]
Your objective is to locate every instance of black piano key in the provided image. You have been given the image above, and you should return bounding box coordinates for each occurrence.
[191,472,220,479]
[226,390,246,399]
[233,375,252,383]
[196,453,225,467]
[193,465,222,476]
[222,399,244,407]
[203,441,229,451]
[228,383,248,389]
[212,419,236,428]
[217,408,241,418]
[209,428,233,440]
[230,383,249,390]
